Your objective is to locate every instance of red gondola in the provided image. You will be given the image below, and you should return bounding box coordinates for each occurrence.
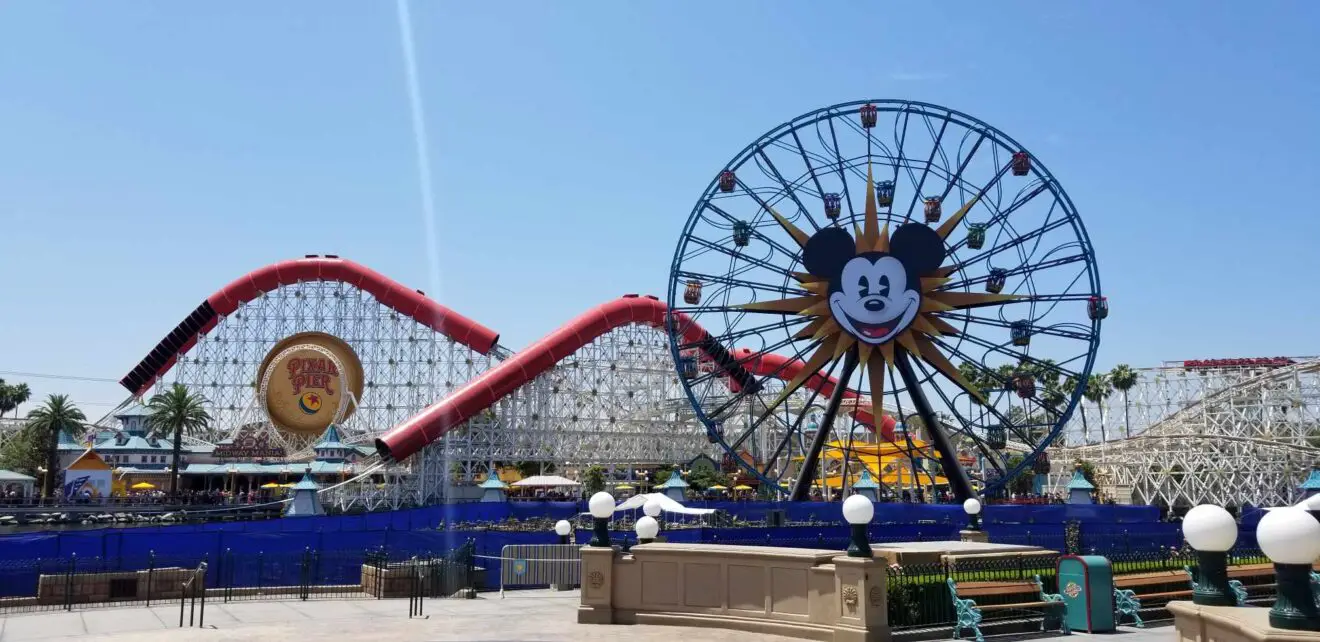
[924,197,942,223]
[1088,295,1109,320]
[1013,371,1036,399]
[684,280,702,305]
[718,170,736,193]
[859,103,878,129]
[1012,151,1031,176]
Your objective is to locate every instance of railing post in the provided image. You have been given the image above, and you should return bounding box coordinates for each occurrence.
[299,547,310,601]
[63,553,76,612]
[198,562,207,628]
[146,551,155,607]
[223,549,232,603]
[256,551,264,591]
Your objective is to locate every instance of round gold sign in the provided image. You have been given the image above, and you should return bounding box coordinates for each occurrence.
[255,332,364,436]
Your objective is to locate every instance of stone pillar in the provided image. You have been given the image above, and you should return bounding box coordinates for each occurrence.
[578,545,618,624]
[832,556,892,642]
[960,530,989,543]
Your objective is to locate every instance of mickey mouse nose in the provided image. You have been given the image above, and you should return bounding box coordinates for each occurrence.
[864,300,885,312]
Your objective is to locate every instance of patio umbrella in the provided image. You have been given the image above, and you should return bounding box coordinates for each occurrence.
[130,482,156,490]
[260,482,281,489]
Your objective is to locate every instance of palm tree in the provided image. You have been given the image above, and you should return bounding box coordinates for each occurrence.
[145,384,212,496]
[25,394,86,498]
[1109,364,1139,438]
[10,383,31,417]
[1084,373,1113,442]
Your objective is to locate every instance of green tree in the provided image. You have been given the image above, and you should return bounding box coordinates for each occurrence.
[0,417,47,475]
[145,384,211,495]
[1109,364,1139,438]
[1003,454,1036,496]
[684,466,728,492]
[25,394,86,498]
[582,465,606,495]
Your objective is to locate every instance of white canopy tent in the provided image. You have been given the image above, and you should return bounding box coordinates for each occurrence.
[611,492,715,516]
[511,475,581,488]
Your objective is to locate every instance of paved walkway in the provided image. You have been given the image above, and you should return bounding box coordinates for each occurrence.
[0,592,1170,642]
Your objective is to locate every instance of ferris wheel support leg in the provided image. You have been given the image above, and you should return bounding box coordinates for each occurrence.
[894,349,976,502]
[790,347,860,501]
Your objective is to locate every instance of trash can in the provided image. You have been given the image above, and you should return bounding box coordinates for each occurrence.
[1056,554,1116,633]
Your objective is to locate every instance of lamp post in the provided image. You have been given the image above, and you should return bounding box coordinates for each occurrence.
[1257,507,1320,630]
[554,519,573,545]
[842,494,874,558]
[588,492,615,547]
[964,498,983,531]
[635,516,659,545]
[1182,504,1238,606]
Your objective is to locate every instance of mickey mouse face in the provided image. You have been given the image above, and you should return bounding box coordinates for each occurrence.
[802,223,945,346]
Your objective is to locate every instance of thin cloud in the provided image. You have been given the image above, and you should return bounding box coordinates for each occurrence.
[888,71,949,82]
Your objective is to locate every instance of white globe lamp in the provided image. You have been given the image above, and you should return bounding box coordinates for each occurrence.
[643,498,663,517]
[635,515,660,544]
[554,519,573,543]
[1182,504,1238,606]
[1257,507,1320,630]
[842,494,874,558]
[587,492,616,547]
[963,498,983,531]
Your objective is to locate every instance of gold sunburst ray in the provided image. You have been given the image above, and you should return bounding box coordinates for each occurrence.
[927,291,1022,310]
[767,206,811,248]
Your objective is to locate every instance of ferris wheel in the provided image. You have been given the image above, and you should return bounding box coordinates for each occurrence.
[666,100,1104,501]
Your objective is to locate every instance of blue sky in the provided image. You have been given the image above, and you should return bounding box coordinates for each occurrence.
[1,1,1318,415]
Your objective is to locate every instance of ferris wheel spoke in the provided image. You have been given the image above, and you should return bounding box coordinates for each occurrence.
[908,357,1009,472]
[824,117,857,217]
[948,216,1073,273]
[936,132,987,206]
[901,114,952,223]
[675,269,809,299]
[944,181,1052,255]
[683,236,797,280]
[889,110,911,204]
[677,316,810,351]
[754,149,822,232]
[787,128,832,209]
[938,253,1089,292]
[701,202,807,263]
[936,312,1093,342]
[931,333,1084,382]
[741,358,841,475]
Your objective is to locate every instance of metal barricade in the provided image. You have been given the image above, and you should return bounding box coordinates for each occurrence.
[495,544,581,596]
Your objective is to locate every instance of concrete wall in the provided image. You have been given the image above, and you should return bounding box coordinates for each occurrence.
[579,543,890,642]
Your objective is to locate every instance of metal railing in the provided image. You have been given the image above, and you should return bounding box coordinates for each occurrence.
[0,544,477,615]
[886,554,1062,631]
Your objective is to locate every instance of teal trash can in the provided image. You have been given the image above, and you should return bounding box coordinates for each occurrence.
[1056,554,1116,633]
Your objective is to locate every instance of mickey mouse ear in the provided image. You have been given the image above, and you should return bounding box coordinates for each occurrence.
[889,223,946,276]
[802,227,855,278]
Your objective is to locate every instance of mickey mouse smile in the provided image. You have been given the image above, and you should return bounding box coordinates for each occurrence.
[842,301,913,340]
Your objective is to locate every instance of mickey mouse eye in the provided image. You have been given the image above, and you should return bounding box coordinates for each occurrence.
[856,275,869,297]
[876,275,891,298]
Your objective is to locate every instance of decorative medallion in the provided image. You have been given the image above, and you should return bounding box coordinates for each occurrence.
[869,585,883,607]
[588,570,604,589]
[842,585,859,611]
